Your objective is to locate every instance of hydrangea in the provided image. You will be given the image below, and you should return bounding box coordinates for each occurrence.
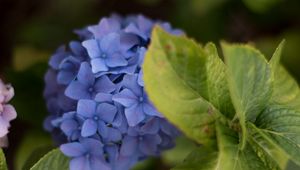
[0,79,17,147]
[44,14,182,170]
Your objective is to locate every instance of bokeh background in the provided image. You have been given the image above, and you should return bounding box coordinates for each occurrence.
[0,0,300,169]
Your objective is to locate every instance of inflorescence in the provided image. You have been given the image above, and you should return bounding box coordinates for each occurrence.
[44,14,182,170]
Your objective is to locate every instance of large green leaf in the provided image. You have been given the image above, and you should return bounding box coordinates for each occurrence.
[248,123,289,169]
[174,122,271,170]
[30,149,69,170]
[0,149,7,170]
[254,104,300,166]
[143,26,231,145]
[222,43,272,148]
[215,122,270,170]
[172,147,218,170]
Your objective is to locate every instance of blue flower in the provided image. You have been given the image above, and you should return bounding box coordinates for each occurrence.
[120,120,162,156]
[56,112,83,141]
[77,99,122,142]
[65,62,116,100]
[44,14,183,170]
[60,138,111,170]
[124,15,154,41]
[113,74,162,126]
[82,33,128,73]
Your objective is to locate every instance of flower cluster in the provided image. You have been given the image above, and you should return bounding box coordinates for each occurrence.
[0,79,16,147]
[44,15,182,170]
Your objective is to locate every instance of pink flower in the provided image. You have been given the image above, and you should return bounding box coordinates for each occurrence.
[0,79,17,147]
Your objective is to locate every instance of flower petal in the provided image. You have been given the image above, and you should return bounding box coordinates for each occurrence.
[81,119,97,137]
[94,75,116,93]
[60,119,78,136]
[60,142,86,157]
[112,89,137,107]
[94,93,113,103]
[0,118,9,137]
[2,104,17,121]
[81,138,103,156]
[90,156,111,170]
[100,33,120,54]
[125,104,145,126]
[70,157,90,170]
[120,136,138,156]
[143,102,162,117]
[97,103,117,123]
[106,53,128,68]
[82,39,101,59]
[77,62,95,86]
[77,100,97,118]
[91,58,108,73]
[65,81,91,100]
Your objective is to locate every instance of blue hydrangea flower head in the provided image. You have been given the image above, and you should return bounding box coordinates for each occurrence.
[44,14,182,170]
[0,79,17,147]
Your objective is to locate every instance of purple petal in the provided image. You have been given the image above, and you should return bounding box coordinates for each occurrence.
[82,39,101,59]
[97,103,117,123]
[94,93,113,103]
[140,118,160,134]
[77,100,97,118]
[98,121,108,138]
[2,104,17,121]
[106,127,122,142]
[77,62,95,86]
[81,138,103,156]
[60,119,78,136]
[94,76,116,93]
[137,15,153,35]
[120,136,138,156]
[81,119,98,137]
[143,102,162,117]
[121,74,143,96]
[88,18,121,39]
[70,157,90,170]
[69,41,87,57]
[106,53,128,68]
[57,70,75,85]
[120,33,140,51]
[112,89,138,107]
[124,24,142,39]
[0,118,9,137]
[139,135,161,155]
[60,142,86,157]
[125,104,145,126]
[100,33,120,54]
[91,58,108,73]
[49,52,67,69]
[65,81,91,100]
[137,70,144,86]
[90,156,111,170]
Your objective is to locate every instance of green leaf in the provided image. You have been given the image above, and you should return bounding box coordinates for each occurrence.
[0,149,8,170]
[162,137,198,166]
[248,123,289,169]
[174,122,271,170]
[30,149,69,170]
[172,147,218,170]
[144,26,230,145]
[269,43,300,109]
[222,43,272,149]
[215,122,270,170]
[254,104,300,166]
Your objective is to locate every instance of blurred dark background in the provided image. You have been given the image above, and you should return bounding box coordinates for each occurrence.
[0,0,299,169]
